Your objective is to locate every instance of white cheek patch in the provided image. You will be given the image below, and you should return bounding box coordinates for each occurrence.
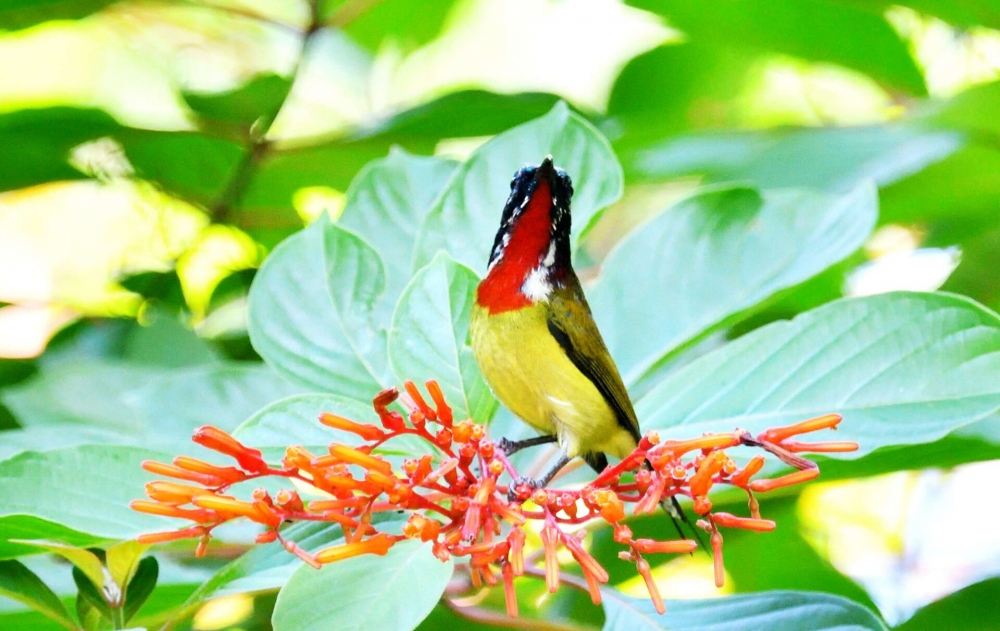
[521,266,553,302]
[543,240,556,267]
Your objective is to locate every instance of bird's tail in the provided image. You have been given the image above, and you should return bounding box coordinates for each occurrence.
[659,496,708,554]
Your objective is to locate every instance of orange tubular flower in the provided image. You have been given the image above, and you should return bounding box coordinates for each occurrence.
[315,534,396,564]
[319,413,385,441]
[133,380,856,619]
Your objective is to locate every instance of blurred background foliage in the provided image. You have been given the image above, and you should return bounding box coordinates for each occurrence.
[3,0,1000,629]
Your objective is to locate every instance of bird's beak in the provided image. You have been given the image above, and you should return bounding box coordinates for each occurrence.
[535,155,556,183]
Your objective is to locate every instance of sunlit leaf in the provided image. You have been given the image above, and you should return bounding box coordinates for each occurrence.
[628,0,925,95]
[9,540,104,591]
[272,540,453,631]
[639,292,1000,458]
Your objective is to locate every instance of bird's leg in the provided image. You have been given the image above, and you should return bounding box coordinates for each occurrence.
[507,453,571,501]
[497,434,558,457]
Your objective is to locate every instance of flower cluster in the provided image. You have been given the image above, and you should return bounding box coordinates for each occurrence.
[132,381,856,616]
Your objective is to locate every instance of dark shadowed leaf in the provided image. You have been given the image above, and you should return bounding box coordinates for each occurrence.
[0,560,78,630]
[0,0,117,30]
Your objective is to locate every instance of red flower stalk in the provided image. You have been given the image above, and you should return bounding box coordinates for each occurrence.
[133,381,856,616]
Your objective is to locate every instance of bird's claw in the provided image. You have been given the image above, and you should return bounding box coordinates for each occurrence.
[497,437,516,456]
[507,475,541,502]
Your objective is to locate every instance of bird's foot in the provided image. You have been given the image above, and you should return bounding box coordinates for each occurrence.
[497,437,517,456]
[507,475,542,502]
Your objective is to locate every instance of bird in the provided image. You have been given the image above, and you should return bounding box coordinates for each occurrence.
[469,156,694,538]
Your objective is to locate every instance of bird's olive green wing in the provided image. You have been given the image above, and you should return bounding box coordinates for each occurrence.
[546,283,641,444]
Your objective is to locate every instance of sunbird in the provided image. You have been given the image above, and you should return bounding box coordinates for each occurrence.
[470,156,691,534]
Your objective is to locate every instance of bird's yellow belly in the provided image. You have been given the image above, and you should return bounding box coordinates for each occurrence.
[470,303,637,459]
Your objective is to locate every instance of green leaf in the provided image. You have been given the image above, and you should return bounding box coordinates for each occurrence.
[601,589,887,630]
[183,73,292,129]
[608,42,754,140]
[118,130,245,206]
[8,541,104,593]
[625,124,960,192]
[1,360,166,433]
[845,1,1000,33]
[232,393,379,453]
[0,108,119,192]
[248,217,390,395]
[178,521,345,610]
[122,556,157,623]
[338,149,458,314]
[0,0,116,30]
[389,253,496,423]
[627,0,925,95]
[121,311,220,369]
[323,0,457,50]
[126,363,304,438]
[272,540,453,631]
[0,560,78,631]
[0,516,102,560]
[105,541,148,599]
[638,292,1000,457]
[897,576,1000,631]
[0,445,175,554]
[591,184,877,385]
[72,566,111,630]
[413,101,623,271]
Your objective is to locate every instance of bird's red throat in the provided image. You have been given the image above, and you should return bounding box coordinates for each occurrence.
[477,179,554,315]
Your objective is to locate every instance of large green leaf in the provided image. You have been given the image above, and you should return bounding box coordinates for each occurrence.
[0,560,77,631]
[232,393,378,454]
[248,217,390,396]
[627,0,925,95]
[338,149,457,314]
[413,102,623,271]
[0,0,116,30]
[126,363,303,438]
[2,361,167,433]
[638,292,1000,458]
[590,184,877,385]
[625,124,960,192]
[388,253,496,423]
[271,540,453,631]
[0,445,174,556]
[179,521,345,609]
[602,589,887,630]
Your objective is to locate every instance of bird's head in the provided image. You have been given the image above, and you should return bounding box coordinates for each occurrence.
[477,156,575,314]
